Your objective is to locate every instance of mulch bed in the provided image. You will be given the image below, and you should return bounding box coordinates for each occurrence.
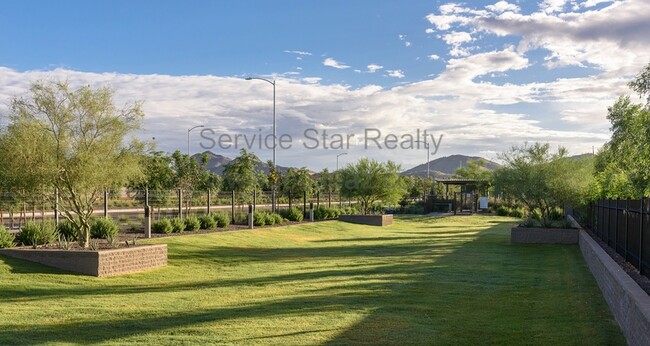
[584,228,650,295]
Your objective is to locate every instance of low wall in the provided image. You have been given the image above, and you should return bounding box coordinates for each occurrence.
[510,227,579,244]
[339,214,393,226]
[0,244,167,277]
[579,230,650,346]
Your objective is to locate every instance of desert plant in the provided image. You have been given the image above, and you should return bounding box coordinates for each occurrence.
[253,211,267,226]
[271,213,283,224]
[170,217,186,233]
[264,212,276,225]
[184,215,201,232]
[199,215,216,229]
[56,220,78,241]
[57,234,72,250]
[88,239,100,251]
[0,225,15,248]
[17,222,57,247]
[212,213,230,228]
[107,235,120,249]
[90,218,119,239]
[496,206,510,216]
[152,218,173,234]
[284,207,304,222]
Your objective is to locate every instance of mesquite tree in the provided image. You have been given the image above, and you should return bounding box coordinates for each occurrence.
[1,81,144,247]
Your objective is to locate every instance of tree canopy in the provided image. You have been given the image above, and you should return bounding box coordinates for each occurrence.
[338,158,405,214]
[0,81,144,247]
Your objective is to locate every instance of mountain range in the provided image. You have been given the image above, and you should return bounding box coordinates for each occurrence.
[193,151,501,178]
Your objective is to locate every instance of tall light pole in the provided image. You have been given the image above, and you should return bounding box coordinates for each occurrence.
[336,152,348,171]
[246,76,277,212]
[187,125,205,156]
[414,140,430,179]
[245,77,276,165]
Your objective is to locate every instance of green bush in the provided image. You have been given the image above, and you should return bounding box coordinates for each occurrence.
[549,207,564,221]
[283,207,304,222]
[271,213,283,224]
[170,217,186,233]
[56,220,78,241]
[152,219,173,234]
[314,207,327,220]
[90,218,119,239]
[530,209,543,221]
[199,215,216,229]
[212,213,230,228]
[508,208,525,218]
[17,221,57,246]
[496,206,510,216]
[0,225,15,248]
[265,212,276,225]
[184,215,201,232]
[253,211,267,226]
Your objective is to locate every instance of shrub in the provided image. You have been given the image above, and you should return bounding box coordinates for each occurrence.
[284,207,304,222]
[314,207,326,220]
[17,222,57,246]
[271,213,283,224]
[212,213,230,228]
[170,217,186,233]
[253,211,267,226]
[0,225,15,248]
[199,215,216,229]
[265,212,276,225]
[184,215,201,232]
[549,207,564,221]
[90,218,119,239]
[56,220,78,241]
[530,208,543,221]
[521,218,535,228]
[152,219,173,234]
[496,206,510,216]
[508,208,525,218]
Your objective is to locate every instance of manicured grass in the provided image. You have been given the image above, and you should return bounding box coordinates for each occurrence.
[0,215,624,345]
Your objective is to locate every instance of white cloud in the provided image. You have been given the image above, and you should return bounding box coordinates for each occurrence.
[485,1,520,13]
[386,70,405,78]
[425,28,435,34]
[428,54,441,61]
[284,50,312,56]
[442,31,472,45]
[323,58,350,69]
[367,64,383,73]
[540,0,569,14]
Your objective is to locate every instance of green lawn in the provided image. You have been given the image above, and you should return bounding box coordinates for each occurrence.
[0,215,624,345]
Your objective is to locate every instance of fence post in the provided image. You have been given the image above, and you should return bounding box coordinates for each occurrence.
[103,189,109,218]
[207,189,211,215]
[615,199,619,254]
[625,198,629,262]
[54,188,60,226]
[177,189,183,219]
[231,190,235,224]
[640,197,644,275]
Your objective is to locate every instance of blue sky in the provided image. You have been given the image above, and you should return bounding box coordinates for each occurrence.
[1,0,649,170]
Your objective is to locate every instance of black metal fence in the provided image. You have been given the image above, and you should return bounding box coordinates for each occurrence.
[591,199,650,275]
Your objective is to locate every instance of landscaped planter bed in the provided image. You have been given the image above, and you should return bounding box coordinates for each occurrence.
[511,226,579,244]
[0,244,167,277]
[339,214,393,226]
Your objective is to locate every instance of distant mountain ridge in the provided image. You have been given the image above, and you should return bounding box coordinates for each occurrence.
[401,154,501,178]
[193,151,501,178]
[192,151,293,175]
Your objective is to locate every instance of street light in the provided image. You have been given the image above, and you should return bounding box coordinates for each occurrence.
[336,152,348,171]
[245,76,277,212]
[414,140,430,179]
[245,77,276,165]
[187,125,205,156]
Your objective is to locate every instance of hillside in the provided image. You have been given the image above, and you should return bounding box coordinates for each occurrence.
[192,151,293,174]
[401,154,500,178]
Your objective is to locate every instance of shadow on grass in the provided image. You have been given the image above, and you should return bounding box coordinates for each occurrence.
[0,216,625,345]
